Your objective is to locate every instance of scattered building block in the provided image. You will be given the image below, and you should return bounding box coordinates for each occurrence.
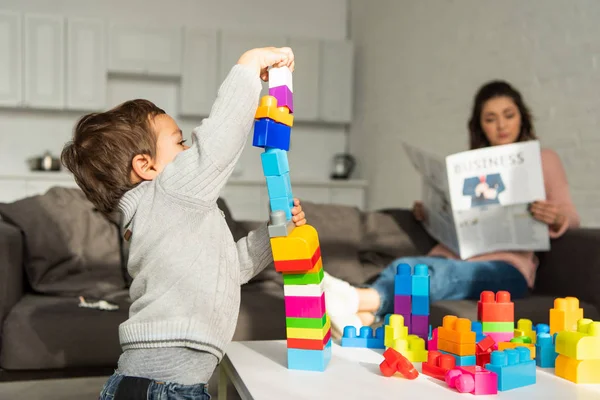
[380,347,419,379]
[514,319,536,344]
[341,326,385,349]
[384,315,427,362]
[477,291,514,322]
[550,297,584,335]
[498,341,536,359]
[485,348,536,391]
[446,366,498,395]
[555,355,600,384]
[535,332,557,368]
[422,350,455,380]
[438,315,476,344]
[555,318,600,360]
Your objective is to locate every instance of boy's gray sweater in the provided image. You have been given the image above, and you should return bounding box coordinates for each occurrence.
[116,65,273,383]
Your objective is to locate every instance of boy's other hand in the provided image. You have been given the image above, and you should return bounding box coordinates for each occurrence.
[291,198,306,227]
[237,47,295,82]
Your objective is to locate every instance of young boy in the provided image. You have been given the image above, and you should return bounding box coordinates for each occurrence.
[61,47,305,399]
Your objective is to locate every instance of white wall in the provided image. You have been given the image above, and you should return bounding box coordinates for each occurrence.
[0,0,348,180]
[349,0,600,226]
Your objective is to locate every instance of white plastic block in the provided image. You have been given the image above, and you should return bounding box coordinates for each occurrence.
[283,281,324,297]
[269,66,293,92]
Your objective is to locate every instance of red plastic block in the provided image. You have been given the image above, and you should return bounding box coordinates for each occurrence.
[422,350,456,380]
[380,348,419,379]
[477,291,514,322]
[446,366,498,395]
[476,336,496,367]
[274,247,321,273]
[477,336,496,352]
[287,329,331,350]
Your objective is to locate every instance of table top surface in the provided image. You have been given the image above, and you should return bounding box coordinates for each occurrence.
[222,340,600,400]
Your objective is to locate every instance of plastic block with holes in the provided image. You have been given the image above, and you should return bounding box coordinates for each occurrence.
[422,350,456,380]
[438,315,476,357]
[253,117,291,151]
[394,263,411,295]
[477,291,514,323]
[287,338,331,371]
[261,147,289,176]
[484,348,536,391]
[446,366,498,395]
[498,340,536,359]
[254,95,294,127]
[555,318,600,360]
[535,332,558,368]
[411,264,429,297]
[550,297,584,335]
[341,326,385,349]
[514,318,537,344]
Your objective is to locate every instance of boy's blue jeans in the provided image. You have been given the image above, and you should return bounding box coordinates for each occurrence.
[99,372,211,400]
[370,256,529,318]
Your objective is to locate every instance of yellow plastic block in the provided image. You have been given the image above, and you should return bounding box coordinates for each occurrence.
[270,225,320,261]
[556,355,600,384]
[384,314,408,348]
[550,297,584,335]
[555,318,600,360]
[286,316,330,340]
[254,95,294,127]
[390,335,428,363]
[497,342,536,359]
[514,319,537,344]
[438,315,476,344]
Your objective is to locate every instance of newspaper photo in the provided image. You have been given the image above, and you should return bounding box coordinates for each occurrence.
[403,141,550,259]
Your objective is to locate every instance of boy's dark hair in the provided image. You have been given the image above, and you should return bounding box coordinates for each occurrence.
[61,99,165,214]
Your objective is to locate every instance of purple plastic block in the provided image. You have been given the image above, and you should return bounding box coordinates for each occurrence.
[269,85,294,113]
[412,314,429,339]
[394,295,411,314]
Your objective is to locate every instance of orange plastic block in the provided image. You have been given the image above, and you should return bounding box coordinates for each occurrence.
[477,291,514,322]
[438,315,476,344]
[550,297,584,335]
[270,224,319,262]
[422,350,456,380]
[514,319,536,344]
[556,355,600,383]
[274,247,321,273]
[438,338,476,356]
[555,318,600,360]
[254,95,294,127]
[498,342,536,359]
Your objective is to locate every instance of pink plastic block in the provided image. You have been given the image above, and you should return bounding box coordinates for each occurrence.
[269,85,294,113]
[485,332,514,348]
[428,328,438,351]
[284,293,326,318]
[446,366,498,395]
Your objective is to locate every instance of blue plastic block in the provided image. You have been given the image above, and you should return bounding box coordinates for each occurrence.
[252,118,291,151]
[411,295,429,316]
[265,173,292,200]
[535,323,550,335]
[439,350,476,366]
[535,332,557,368]
[341,326,385,349]
[261,148,289,176]
[287,339,332,371]
[485,348,536,391]
[471,321,485,342]
[394,263,412,295]
[411,264,430,296]
[270,196,294,220]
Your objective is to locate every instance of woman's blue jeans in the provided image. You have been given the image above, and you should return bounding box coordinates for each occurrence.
[370,256,529,318]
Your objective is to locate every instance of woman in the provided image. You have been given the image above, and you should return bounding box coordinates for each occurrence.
[324,80,580,334]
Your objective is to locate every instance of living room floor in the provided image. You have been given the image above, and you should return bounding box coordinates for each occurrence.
[0,376,109,400]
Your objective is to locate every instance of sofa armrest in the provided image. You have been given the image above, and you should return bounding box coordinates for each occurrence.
[534,228,600,312]
[0,220,24,326]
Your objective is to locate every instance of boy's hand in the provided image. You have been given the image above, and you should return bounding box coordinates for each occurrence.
[237,47,295,82]
[291,198,306,227]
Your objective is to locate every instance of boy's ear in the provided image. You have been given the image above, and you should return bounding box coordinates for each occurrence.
[131,154,157,182]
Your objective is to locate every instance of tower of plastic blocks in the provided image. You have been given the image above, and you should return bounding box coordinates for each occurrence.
[550,297,584,336]
[254,67,331,372]
[477,291,514,345]
[555,318,600,383]
[383,314,428,362]
[394,263,430,341]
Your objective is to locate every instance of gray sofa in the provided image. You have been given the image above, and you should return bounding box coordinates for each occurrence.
[1,188,599,395]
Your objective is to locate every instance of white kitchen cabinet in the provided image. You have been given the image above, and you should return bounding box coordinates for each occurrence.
[179,28,218,117]
[0,180,28,203]
[288,186,330,205]
[66,18,106,111]
[220,185,265,222]
[330,187,365,209]
[108,24,182,77]
[219,32,286,97]
[0,11,22,107]
[319,40,354,123]
[23,14,65,109]
[286,37,319,121]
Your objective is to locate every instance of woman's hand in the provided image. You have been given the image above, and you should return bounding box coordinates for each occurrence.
[413,201,426,222]
[291,198,306,227]
[529,200,565,231]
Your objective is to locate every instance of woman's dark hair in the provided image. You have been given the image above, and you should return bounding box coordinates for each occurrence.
[468,80,537,149]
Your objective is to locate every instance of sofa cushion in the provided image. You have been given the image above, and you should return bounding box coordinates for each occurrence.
[0,187,124,297]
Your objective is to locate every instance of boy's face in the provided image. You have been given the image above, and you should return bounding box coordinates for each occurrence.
[151,114,190,174]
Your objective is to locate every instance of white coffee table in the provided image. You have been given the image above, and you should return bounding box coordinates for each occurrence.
[218,340,600,399]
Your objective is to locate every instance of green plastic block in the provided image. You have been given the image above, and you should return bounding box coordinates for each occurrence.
[482,321,514,333]
[283,268,324,285]
[286,314,328,329]
[511,336,532,344]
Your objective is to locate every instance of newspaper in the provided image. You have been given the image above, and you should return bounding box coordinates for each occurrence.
[403,140,550,259]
